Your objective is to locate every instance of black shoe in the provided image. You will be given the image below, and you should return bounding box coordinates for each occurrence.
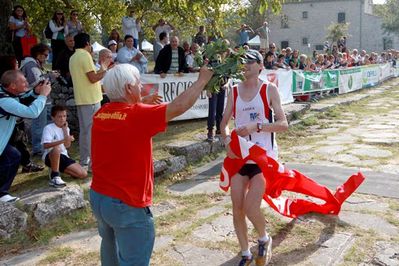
[238,255,253,266]
[22,163,45,173]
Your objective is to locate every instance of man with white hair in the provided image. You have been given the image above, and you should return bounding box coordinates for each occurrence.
[89,63,213,266]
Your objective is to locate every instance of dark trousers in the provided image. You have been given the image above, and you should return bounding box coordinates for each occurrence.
[51,39,66,70]
[9,120,31,166]
[12,36,23,64]
[0,144,21,197]
[207,89,226,132]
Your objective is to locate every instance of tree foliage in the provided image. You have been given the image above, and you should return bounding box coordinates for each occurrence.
[326,22,350,44]
[375,0,399,36]
[0,0,286,57]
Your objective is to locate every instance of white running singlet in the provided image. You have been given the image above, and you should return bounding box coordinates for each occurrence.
[232,82,278,161]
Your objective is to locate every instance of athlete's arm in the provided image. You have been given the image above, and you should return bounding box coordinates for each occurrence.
[260,83,288,132]
[220,87,238,159]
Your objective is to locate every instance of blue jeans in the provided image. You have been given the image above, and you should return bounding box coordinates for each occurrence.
[31,105,49,154]
[89,189,155,266]
[207,89,226,131]
[0,144,21,197]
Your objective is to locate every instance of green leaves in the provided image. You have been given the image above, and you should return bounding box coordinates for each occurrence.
[196,39,245,93]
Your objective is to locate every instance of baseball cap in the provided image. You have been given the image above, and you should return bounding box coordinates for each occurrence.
[108,40,117,46]
[242,49,263,64]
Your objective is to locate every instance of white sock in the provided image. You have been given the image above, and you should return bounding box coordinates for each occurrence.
[242,249,251,257]
[259,234,269,243]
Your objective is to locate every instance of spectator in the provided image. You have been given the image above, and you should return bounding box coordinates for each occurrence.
[89,63,213,266]
[49,10,67,69]
[280,48,287,57]
[237,24,254,46]
[284,47,292,65]
[20,43,55,156]
[325,54,335,69]
[299,54,307,70]
[152,19,174,43]
[364,54,371,65]
[337,53,348,68]
[8,5,30,63]
[108,29,123,50]
[351,49,361,66]
[289,49,299,69]
[312,50,318,61]
[154,36,187,77]
[268,43,278,59]
[42,105,87,188]
[0,56,44,174]
[153,32,168,62]
[66,10,83,37]
[0,70,51,202]
[183,41,191,56]
[275,54,289,69]
[305,57,316,72]
[256,21,270,50]
[315,54,326,71]
[69,33,112,169]
[264,52,275,70]
[117,35,148,74]
[122,9,141,48]
[186,43,201,73]
[323,41,330,53]
[107,40,118,62]
[359,49,367,65]
[193,25,207,47]
[53,33,75,87]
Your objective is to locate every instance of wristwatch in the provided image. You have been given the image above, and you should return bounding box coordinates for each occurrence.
[257,122,263,133]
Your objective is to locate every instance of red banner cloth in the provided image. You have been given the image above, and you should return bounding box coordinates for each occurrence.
[220,131,365,218]
[21,35,38,57]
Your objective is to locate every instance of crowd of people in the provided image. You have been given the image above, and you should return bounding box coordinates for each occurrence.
[2,5,399,266]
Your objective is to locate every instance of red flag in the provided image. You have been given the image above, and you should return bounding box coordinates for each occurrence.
[220,131,365,218]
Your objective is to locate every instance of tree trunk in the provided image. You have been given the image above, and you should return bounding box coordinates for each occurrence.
[0,0,14,56]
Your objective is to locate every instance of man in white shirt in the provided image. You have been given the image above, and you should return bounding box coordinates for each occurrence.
[122,9,141,48]
[152,19,174,43]
[117,35,147,74]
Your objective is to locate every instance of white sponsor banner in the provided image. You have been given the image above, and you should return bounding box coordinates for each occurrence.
[141,73,209,121]
[379,63,392,81]
[361,65,380,88]
[338,67,363,94]
[141,70,294,121]
[260,69,294,104]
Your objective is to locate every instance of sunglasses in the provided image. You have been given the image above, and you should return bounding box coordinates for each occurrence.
[57,13,64,15]
[72,13,78,16]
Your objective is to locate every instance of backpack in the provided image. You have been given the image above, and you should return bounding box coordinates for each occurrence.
[44,22,52,39]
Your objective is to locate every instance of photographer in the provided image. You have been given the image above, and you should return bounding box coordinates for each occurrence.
[0,70,51,202]
[20,43,57,156]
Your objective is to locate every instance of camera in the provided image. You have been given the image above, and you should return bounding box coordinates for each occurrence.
[39,73,69,86]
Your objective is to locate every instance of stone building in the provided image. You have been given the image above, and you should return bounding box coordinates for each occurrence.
[267,0,399,53]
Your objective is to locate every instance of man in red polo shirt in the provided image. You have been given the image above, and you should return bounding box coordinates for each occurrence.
[90,63,212,266]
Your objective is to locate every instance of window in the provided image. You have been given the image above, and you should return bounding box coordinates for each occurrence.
[338,12,346,23]
[281,41,289,49]
[302,11,308,19]
[281,14,289,28]
[302,37,308,45]
[315,44,324,51]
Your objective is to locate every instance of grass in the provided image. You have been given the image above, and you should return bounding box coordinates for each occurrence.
[3,79,399,263]
[38,246,74,265]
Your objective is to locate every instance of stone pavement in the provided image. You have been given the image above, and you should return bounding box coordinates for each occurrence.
[1,80,399,265]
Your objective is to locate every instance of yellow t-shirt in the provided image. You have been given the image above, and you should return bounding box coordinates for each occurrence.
[69,49,103,105]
